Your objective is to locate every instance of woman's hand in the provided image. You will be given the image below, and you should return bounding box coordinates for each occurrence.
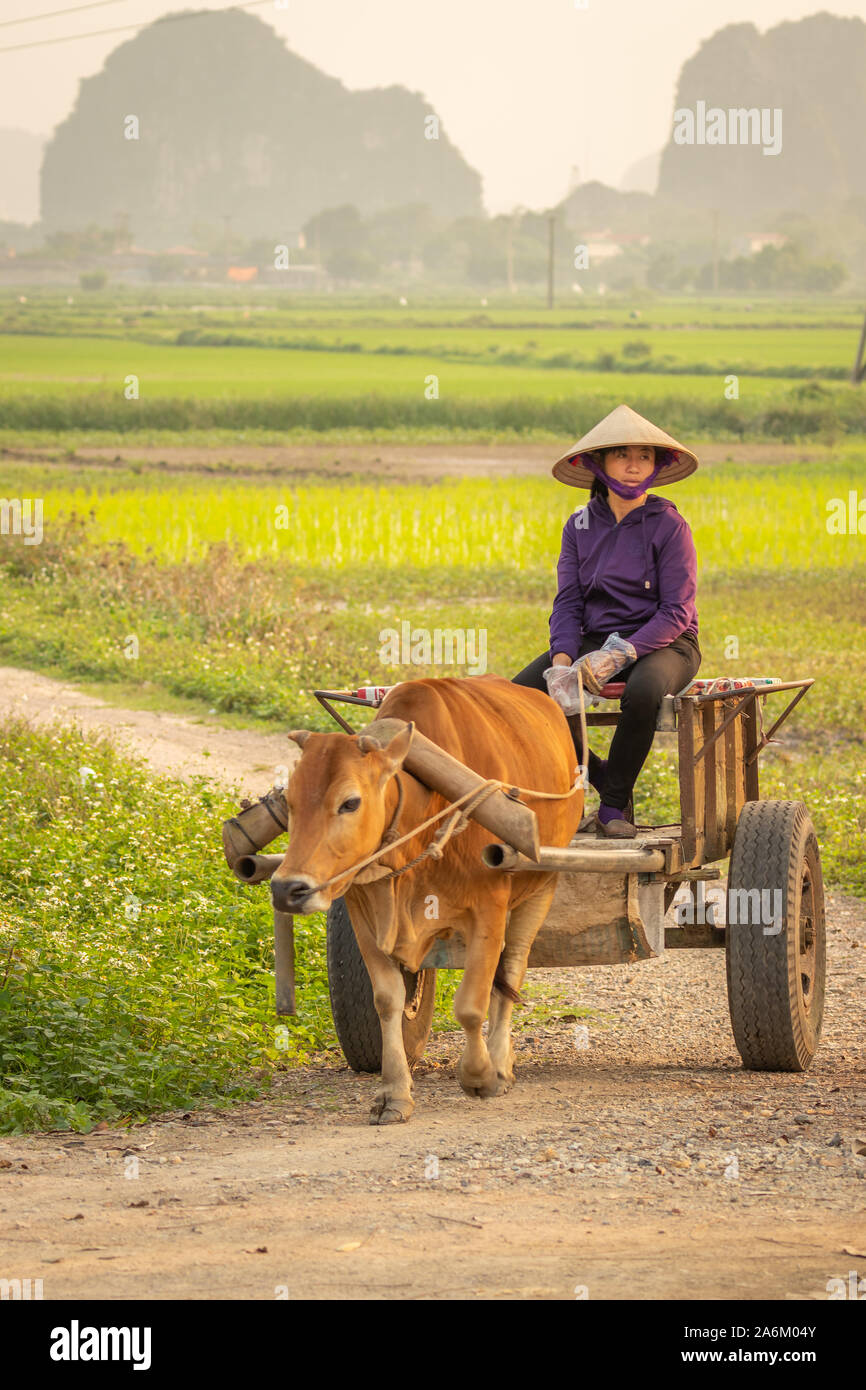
[579,634,638,695]
[545,635,637,708]
[543,663,585,715]
[578,649,620,695]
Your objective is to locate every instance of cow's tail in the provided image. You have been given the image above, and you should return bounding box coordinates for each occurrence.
[492,963,522,1005]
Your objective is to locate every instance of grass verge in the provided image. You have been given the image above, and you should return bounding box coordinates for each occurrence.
[0,718,332,1133]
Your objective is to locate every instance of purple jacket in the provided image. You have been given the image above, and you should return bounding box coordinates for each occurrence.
[548,493,699,662]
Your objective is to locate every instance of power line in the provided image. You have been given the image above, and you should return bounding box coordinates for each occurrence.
[0,0,276,53]
[0,2,126,31]
[1,16,151,51]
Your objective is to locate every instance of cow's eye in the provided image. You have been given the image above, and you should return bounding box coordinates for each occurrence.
[338,796,361,814]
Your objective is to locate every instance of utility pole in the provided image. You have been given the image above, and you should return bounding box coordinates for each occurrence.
[851,308,866,384]
[114,210,130,253]
[507,205,525,294]
[547,212,556,310]
[222,214,232,271]
[711,208,720,294]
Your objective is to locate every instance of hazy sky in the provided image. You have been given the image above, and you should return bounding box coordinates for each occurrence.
[1,0,864,213]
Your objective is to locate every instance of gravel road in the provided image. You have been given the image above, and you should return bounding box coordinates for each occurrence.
[0,665,863,1299]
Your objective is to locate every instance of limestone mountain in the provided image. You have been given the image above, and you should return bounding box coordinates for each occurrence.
[40,8,482,248]
[657,13,866,214]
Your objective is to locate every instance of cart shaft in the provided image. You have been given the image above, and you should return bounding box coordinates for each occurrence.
[483,841,668,874]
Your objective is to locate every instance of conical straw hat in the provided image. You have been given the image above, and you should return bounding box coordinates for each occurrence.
[552,404,699,488]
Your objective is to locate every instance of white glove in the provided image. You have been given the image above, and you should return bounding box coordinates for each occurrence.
[577,633,637,695]
[543,663,587,716]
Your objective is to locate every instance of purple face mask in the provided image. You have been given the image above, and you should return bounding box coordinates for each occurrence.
[584,452,666,499]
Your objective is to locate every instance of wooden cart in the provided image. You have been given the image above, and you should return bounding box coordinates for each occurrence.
[229,678,826,1078]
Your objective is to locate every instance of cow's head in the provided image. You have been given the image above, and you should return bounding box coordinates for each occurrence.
[270,721,415,915]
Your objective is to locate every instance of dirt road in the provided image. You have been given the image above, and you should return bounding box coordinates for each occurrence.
[3,438,833,484]
[1,664,864,1300]
[0,664,291,796]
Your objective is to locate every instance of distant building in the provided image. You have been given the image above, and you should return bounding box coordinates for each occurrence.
[584,229,651,260]
[732,232,789,256]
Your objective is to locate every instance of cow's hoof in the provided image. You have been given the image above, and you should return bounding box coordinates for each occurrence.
[457,1059,503,1099]
[490,1050,515,1088]
[369,1095,413,1125]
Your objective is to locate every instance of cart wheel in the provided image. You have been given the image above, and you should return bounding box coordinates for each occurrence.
[725,800,825,1072]
[326,896,436,1074]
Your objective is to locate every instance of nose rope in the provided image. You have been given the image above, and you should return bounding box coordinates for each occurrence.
[301,772,583,896]
[576,660,589,781]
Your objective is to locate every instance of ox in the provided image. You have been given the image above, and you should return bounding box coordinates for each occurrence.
[271,675,584,1123]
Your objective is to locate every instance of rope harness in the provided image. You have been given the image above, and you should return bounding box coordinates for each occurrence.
[305,767,584,896]
[289,667,589,897]
[225,790,288,855]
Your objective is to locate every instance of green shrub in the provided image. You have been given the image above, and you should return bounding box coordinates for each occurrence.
[0,718,333,1132]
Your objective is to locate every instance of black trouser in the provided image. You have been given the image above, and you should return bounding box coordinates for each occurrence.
[512,631,702,810]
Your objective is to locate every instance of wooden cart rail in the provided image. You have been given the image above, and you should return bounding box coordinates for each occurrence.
[669,679,814,868]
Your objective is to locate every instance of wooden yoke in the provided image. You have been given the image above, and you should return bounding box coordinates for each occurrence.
[365,716,542,862]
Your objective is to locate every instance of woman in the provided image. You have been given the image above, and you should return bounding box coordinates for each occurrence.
[513,404,702,839]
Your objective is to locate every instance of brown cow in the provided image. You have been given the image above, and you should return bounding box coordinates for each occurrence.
[271,675,583,1124]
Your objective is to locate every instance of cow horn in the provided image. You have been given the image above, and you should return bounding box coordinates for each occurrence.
[357,732,381,754]
[287,729,311,748]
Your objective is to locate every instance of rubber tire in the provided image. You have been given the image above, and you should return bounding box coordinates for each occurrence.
[326,896,436,1074]
[725,800,826,1072]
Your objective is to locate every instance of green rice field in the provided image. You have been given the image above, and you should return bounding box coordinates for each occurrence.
[1,287,863,1129]
[2,290,865,437]
[1,452,863,887]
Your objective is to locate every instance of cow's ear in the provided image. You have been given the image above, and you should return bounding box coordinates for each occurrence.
[287,729,311,748]
[358,721,414,770]
[377,720,415,776]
